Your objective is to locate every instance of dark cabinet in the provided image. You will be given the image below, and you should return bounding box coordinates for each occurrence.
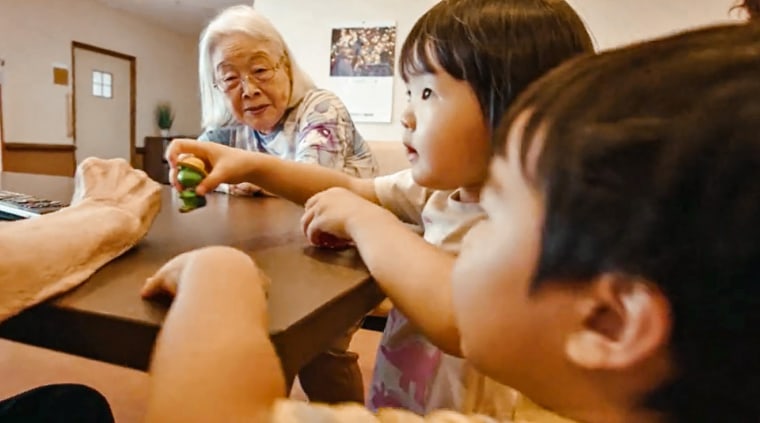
[143,136,172,184]
[143,135,198,184]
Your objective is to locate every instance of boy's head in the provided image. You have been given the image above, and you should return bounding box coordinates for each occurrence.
[452,23,760,422]
[734,0,760,19]
[399,0,594,133]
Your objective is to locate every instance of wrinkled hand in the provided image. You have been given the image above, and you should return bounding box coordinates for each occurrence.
[141,246,271,299]
[71,157,162,233]
[228,182,262,196]
[301,187,394,248]
[165,139,253,196]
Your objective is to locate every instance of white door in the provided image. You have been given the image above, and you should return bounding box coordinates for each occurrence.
[74,47,131,164]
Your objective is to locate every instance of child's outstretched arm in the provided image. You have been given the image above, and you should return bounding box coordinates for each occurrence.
[166,139,378,206]
[142,246,285,423]
[303,188,463,357]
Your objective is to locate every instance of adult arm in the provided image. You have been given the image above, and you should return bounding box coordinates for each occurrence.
[0,158,161,322]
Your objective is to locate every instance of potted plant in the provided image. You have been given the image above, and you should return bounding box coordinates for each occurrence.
[155,102,174,137]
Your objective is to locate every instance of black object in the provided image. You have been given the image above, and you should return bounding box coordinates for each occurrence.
[0,384,114,423]
[0,190,68,219]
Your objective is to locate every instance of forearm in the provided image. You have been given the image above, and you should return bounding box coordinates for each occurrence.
[145,250,285,422]
[349,215,463,357]
[245,152,377,205]
[0,201,141,322]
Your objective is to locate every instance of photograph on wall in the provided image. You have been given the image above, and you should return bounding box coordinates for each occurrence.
[328,22,396,123]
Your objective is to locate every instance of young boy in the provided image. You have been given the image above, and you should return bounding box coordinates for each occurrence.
[736,0,760,18]
[142,22,760,422]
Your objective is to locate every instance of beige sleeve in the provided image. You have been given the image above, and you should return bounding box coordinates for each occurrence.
[0,202,142,322]
[373,169,433,226]
[0,157,161,324]
[271,400,503,423]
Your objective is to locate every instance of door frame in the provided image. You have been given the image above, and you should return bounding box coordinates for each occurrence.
[71,42,137,167]
[0,82,5,150]
[0,58,5,164]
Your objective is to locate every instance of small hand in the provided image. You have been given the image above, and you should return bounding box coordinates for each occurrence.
[165,139,254,196]
[301,187,394,248]
[71,157,162,233]
[141,249,192,298]
[141,246,271,299]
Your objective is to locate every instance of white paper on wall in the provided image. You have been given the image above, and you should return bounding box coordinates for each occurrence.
[327,22,396,123]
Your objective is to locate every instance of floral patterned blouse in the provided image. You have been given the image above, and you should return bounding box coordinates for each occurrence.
[199,88,377,177]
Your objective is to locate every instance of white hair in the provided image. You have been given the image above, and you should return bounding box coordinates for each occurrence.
[198,5,316,129]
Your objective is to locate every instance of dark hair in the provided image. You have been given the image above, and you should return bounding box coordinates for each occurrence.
[497,23,760,422]
[399,0,594,132]
[733,0,760,19]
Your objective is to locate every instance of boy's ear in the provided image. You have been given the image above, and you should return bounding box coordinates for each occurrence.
[564,274,671,370]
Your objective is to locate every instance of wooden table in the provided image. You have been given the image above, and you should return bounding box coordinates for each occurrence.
[0,172,384,380]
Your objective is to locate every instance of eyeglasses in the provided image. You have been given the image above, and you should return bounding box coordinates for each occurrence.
[214,56,285,93]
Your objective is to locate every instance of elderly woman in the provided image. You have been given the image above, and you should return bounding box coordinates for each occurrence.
[196,5,377,196]
[189,5,374,403]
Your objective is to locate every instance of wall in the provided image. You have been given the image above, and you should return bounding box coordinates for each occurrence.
[0,0,202,151]
[1,144,75,177]
[567,0,742,51]
[256,0,743,142]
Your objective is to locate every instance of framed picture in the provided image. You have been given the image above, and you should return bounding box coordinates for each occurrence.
[327,22,396,123]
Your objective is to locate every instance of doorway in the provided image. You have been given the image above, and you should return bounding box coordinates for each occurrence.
[72,42,135,166]
[0,59,5,170]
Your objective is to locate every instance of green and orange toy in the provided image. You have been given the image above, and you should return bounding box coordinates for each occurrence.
[176,155,208,213]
